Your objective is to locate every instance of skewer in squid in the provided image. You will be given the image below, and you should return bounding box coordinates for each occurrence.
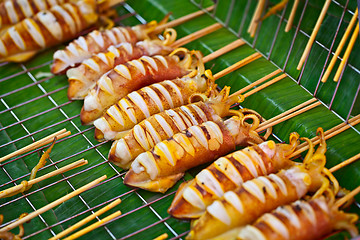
[94,60,211,141]
[80,48,203,125]
[123,109,270,193]
[107,84,263,169]
[187,128,340,239]
[0,0,99,63]
[168,132,300,219]
[66,28,177,100]
[215,193,358,240]
[51,14,170,74]
[0,0,69,32]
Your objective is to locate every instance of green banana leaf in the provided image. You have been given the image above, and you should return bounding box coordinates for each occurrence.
[0,0,359,239]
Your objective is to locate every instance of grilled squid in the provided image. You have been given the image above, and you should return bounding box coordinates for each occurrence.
[0,0,68,32]
[94,62,213,141]
[229,196,358,240]
[107,86,248,169]
[187,128,340,239]
[51,15,170,74]
[168,132,300,219]
[123,112,268,193]
[80,48,203,125]
[0,0,98,62]
[66,28,177,100]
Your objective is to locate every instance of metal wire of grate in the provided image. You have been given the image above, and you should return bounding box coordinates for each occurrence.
[0,0,359,240]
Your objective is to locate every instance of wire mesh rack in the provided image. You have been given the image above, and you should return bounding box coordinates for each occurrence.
[0,0,359,239]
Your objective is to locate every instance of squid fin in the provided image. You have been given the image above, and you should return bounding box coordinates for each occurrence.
[124,170,184,193]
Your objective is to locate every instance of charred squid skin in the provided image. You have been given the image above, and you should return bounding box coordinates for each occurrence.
[235,196,358,240]
[108,101,221,169]
[66,36,175,100]
[94,77,203,141]
[0,0,69,30]
[187,166,312,240]
[123,119,236,193]
[51,15,170,74]
[0,0,98,63]
[168,133,300,219]
[80,54,189,125]
[123,113,266,193]
[187,129,339,239]
[94,64,209,141]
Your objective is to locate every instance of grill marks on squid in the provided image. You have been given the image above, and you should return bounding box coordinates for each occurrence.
[178,143,273,210]
[0,1,96,61]
[94,78,196,140]
[0,0,67,28]
[188,166,311,239]
[83,55,174,114]
[131,121,224,180]
[111,102,215,167]
[207,169,309,225]
[237,198,331,240]
[52,25,138,73]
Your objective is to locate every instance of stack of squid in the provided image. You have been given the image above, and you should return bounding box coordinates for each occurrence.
[47,14,359,239]
[0,0,112,62]
[166,127,359,240]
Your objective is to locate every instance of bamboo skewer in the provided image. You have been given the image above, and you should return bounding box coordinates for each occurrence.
[171,23,223,48]
[297,0,332,70]
[258,98,317,129]
[203,39,247,63]
[256,101,321,132]
[333,24,359,82]
[63,211,122,240]
[0,175,107,233]
[154,6,215,34]
[290,114,360,157]
[335,185,360,208]
[243,73,287,98]
[285,0,300,32]
[248,0,266,37]
[0,159,88,199]
[321,8,358,83]
[212,51,261,79]
[330,153,360,173]
[231,69,283,95]
[50,198,121,240]
[0,129,71,163]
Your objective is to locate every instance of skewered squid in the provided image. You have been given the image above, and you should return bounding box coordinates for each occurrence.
[123,111,269,193]
[80,48,202,125]
[94,58,211,141]
[107,85,252,169]
[168,132,300,219]
[219,194,359,240]
[51,15,170,74]
[187,128,340,239]
[66,28,177,100]
[0,0,69,32]
[0,0,98,62]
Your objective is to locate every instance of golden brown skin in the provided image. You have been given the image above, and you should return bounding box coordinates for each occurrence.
[235,196,358,240]
[67,30,176,100]
[108,100,221,169]
[123,115,265,193]
[80,54,190,125]
[0,0,98,62]
[186,167,310,240]
[0,0,68,31]
[168,133,300,219]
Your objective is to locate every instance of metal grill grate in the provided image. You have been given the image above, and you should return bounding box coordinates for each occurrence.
[0,0,359,239]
